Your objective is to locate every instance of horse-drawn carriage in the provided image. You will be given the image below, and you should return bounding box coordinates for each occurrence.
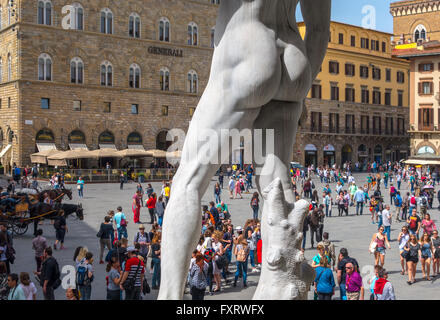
[0,186,84,236]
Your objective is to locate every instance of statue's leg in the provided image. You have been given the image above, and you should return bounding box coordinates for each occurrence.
[253,100,302,202]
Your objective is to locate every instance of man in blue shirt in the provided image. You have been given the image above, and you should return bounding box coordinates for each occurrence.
[114,206,128,239]
[395,191,403,222]
[354,187,365,215]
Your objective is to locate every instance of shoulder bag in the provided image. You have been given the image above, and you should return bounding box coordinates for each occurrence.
[122,260,142,291]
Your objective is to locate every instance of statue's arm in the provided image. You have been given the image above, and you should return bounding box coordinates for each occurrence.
[300,0,331,80]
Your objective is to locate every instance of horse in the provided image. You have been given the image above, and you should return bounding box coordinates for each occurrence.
[29,202,84,236]
[37,186,73,203]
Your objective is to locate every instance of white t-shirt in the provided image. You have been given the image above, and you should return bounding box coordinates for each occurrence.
[399,233,410,251]
[382,209,391,227]
[19,283,37,300]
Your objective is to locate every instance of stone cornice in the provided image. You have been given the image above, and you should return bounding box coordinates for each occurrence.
[390,0,440,17]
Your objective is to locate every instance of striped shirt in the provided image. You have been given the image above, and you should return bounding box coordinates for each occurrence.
[190,262,209,290]
[124,257,145,287]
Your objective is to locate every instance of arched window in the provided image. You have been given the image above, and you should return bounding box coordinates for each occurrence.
[71,3,84,30]
[100,61,112,86]
[7,53,11,82]
[99,130,115,144]
[414,24,427,42]
[127,132,142,145]
[36,128,55,142]
[100,8,113,34]
[187,22,198,46]
[38,53,52,81]
[129,63,141,88]
[159,17,170,42]
[129,13,141,38]
[68,130,86,143]
[160,67,170,91]
[70,57,84,84]
[211,27,215,48]
[187,70,198,93]
[38,0,52,25]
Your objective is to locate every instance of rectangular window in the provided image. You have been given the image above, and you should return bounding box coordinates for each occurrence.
[373,116,381,135]
[310,112,322,132]
[419,63,434,72]
[73,100,81,111]
[329,113,340,133]
[329,61,339,74]
[41,98,50,109]
[311,84,322,99]
[418,108,434,131]
[338,33,344,44]
[397,118,405,135]
[361,88,369,104]
[351,35,356,47]
[131,104,139,114]
[103,102,111,113]
[372,67,381,80]
[385,91,391,106]
[373,90,381,105]
[345,63,355,76]
[385,117,394,135]
[397,71,405,83]
[418,82,433,95]
[345,114,355,134]
[360,66,369,78]
[8,97,11,108]
[361,115,369,134]
[345,87,355,102]
[386,69,391,82]
[361,37,369,49]
[398,91,403,107]
[382,42,386,52]
[162,105,169,116]
[330,85,339,101]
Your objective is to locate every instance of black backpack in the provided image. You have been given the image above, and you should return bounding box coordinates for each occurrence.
[215,255,228,270]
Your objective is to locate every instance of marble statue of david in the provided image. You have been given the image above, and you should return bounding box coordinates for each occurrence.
[158,0,331,300]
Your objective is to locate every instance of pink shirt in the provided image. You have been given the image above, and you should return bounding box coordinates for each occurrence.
[422,219,437,235]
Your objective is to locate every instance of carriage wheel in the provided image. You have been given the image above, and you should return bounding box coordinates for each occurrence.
[12,221,29,236]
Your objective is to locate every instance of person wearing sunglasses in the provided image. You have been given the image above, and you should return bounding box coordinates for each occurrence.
[402,234,421,285]
[345,262,364,300]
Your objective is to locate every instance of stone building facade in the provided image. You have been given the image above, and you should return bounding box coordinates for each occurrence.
[292,22,411,168]
[391,0,440,43]
[0,0,218,169]
[392,0,440,159]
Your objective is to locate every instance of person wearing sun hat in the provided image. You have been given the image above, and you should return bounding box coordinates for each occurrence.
[133,224,150,261]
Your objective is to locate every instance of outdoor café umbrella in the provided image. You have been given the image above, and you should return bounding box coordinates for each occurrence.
[116,149,152,158]
[146,149,167,158]
[87,148,123,159]
[30,149,60,164]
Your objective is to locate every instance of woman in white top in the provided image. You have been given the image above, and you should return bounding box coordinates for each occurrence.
[398,226,410,275]
[211,230,224,292]
[19,272,37,300]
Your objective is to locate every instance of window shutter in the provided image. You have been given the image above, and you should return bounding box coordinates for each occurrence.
[430,63,434,71]
[337,63,339,74]
[319,113,322,131]
[429,109,434,126]
[430,82,433,94]
[418,64,423,72]
[418,82,422,94]
[418,109,422,128]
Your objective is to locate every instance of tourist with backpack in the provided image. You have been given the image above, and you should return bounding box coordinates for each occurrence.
[120,246,145,300]
[318,232,336,269]
[114,206,128,240]
[314,256,335,300]
[233,235,249,288]
[133,225,150,261]
[76,252,94,300]
[34,247,61,300]
[189,253,209,300]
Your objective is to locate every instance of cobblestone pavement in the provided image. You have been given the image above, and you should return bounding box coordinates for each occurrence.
[7,173,440,300]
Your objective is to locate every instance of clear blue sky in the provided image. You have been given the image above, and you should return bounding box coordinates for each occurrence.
[297,0,394,34]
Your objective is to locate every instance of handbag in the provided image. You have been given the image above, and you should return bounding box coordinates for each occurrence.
[142,278,151,295]
[369,240,377,254]
[77,185,81,190]
[122,260,142,291]
[120,218,127,227]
